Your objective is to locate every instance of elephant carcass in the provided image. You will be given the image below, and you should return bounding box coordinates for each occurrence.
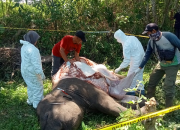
[52,57,136,100]
[37,78,147,130]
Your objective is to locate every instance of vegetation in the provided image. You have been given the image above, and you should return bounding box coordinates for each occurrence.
[0,0,178,58]
[1,0,180,129]
[1,60,180,130]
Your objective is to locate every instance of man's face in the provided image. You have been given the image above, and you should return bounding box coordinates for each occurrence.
[147,29,157,36]
[74,36,82,44]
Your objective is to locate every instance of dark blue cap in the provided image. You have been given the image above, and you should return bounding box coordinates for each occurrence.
[142,23,159,34]
[75,30,86,42]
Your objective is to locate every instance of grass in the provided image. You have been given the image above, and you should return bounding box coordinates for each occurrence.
[1,60,180,130]
[0,79,52,130]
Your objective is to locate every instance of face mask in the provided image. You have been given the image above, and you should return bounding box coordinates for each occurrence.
[150,31,161,41]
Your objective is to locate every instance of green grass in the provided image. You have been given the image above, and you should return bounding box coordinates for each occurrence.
[1,60,180,130]
[0,79,52,130]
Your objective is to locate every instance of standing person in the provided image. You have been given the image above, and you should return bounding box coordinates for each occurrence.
[171,9,180,39]
[51,30,86,76]
[135,23,180,108]
[20,31,45,109]
[114,29,145,96]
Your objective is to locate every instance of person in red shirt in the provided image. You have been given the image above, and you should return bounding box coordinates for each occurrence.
[52,30,86,76]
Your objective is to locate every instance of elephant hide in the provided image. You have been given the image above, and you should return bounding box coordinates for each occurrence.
[37,78,148,130]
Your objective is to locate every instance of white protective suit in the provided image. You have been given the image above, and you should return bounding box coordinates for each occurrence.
[114,29,145,91]
[20,31,45,108]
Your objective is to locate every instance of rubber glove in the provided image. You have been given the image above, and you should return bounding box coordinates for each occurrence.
[115,67,122,74]
[135,68,141,74]
[41,73,46,80]
[66,61,71,68]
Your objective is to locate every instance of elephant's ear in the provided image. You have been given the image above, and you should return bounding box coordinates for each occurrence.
[42,112,63,130]
[40,112,49,130]
[44,112,49,120]
[63,94,72,100]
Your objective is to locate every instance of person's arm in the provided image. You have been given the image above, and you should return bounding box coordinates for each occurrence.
[119,44,131,69]
[114,44,130,73]
[75,51,80,61]
[74,43,81,62]
[60,47,69,62]
[139,41,153,68]
[59,36,71,62]
[30,46,45,79]
[163,32,180,50]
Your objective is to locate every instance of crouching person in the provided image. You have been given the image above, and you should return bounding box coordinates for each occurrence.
[114,29,145,96]
[136,23,180,108]
[20,31,45,109]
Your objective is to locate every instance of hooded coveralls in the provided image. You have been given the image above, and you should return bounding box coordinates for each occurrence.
[114,29,145,94]
[20,31,45,109]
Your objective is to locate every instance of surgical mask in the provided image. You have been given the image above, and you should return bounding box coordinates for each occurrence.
[149,31,161,41]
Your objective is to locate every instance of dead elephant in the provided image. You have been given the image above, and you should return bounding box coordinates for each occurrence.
[37,78,148,130]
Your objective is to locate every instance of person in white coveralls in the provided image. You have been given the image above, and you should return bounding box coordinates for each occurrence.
[20,31,45,109]
[114,29,145,95]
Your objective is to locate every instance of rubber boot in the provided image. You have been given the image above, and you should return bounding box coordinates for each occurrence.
[146,87,156,99]
[165,96,173,108]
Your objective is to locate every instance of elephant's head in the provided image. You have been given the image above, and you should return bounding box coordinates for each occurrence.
[37,88,84,130]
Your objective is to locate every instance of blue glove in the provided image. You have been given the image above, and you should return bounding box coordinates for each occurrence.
[135,68,141,74]
[115,67,122,74]
[41,73,46,80]
[66,61,71,68]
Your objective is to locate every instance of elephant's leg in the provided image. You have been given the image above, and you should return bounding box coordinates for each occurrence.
[117,95,146,110]
[93,91,127,117]
[89,88,146,117]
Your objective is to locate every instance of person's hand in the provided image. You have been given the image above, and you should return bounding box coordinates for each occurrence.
[115,67,122,74]
[135,68,141,74]
[41,73,46,80]
[66,61,71,68]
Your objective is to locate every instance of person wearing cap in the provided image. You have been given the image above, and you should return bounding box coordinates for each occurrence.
[51,30,86,76]
[135,23,180,108]
[20,31,45,109]
[114,29,145,96]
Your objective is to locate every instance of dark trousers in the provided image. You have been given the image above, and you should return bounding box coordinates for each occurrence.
[147,63,179,98]
[51,55,64,76]
[175,28,180,39]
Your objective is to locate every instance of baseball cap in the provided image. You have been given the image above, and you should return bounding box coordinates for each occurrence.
[75,30,86,42]
[142,23,159,34]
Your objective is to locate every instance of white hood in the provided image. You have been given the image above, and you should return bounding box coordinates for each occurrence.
[114,29,127,45]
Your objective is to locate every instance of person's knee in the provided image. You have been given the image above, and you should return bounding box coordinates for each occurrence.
[165,92,174,98]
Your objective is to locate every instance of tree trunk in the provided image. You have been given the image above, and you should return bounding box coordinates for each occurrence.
[151,0,157,23]
[146,1,150,23]
[161,0,172,28]
[173,0,179,11]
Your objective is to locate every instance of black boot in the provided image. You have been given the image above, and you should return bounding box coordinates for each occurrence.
[146,87,156,99]
[165,96,173,108]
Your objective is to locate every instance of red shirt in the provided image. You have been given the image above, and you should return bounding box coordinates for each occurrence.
[52,35,82,57]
